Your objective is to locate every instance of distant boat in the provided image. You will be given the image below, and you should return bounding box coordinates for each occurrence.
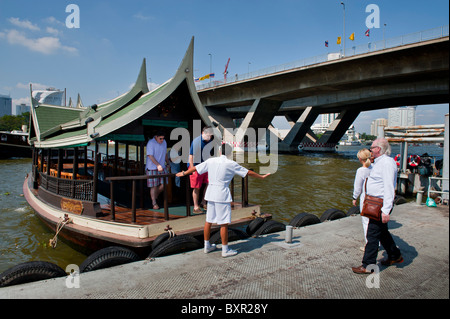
[0,130,31,159]
[338,141,361,146]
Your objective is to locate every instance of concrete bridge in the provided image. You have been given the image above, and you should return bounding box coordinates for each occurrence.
[198,31,449,152]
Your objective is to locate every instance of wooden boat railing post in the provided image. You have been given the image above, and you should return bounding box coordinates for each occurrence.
[131,179,137,223]
[163,177,169,221]
[185,177,191,217]
[92,143,99,203]
[242,173,249,208]
[110,180,115,221]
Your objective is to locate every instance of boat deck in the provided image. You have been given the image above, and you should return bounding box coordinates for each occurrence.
[97,202,247,226]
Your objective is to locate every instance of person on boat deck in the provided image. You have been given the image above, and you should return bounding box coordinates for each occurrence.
[352,148,373,250]
[189,126,213,214]
[146,131,171,210]
[177,143,270,257]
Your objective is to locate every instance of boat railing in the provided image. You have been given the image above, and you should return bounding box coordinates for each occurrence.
[105,173,249,223]
[38,171,94,202]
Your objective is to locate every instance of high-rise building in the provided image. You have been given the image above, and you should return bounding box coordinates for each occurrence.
[371,118,388,136]
[388,106,416,127]
[15,103,30,115]
[0,94,12,117]
[321,113,338,126]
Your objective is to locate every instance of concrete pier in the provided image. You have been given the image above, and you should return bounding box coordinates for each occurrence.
[0,202,448,300]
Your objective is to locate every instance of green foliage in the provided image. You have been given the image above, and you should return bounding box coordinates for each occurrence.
[0,112,30,131]
[360,132,376,141]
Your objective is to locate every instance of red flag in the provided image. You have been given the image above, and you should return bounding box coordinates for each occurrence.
[365,29,370,37]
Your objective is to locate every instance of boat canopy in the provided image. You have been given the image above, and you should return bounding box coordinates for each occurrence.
[28,37,212,149]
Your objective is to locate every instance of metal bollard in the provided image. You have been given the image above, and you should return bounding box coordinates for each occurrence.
[285,225,293,244]
[416,190,424,205]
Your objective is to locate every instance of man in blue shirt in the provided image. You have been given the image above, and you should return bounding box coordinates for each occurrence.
[189,126,213,213]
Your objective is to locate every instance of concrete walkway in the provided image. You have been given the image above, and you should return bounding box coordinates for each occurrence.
[0,202,448,300]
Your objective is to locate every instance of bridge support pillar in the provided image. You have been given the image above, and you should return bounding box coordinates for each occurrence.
[317,109,361,145]
[233,98,282,151]
[279,106,320,152]
[206,106,236,141]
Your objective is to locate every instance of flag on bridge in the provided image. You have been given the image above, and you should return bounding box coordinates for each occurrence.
[325,41,328,47]
[195,73,215,82]
[349,33,355,41]
[337,36,341,45]
[365,29,370,37]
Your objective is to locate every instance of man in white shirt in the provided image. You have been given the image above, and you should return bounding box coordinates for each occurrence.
[177,143,270,257]
[352,138,403,274]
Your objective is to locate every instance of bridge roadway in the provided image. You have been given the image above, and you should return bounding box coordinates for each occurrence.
[0,202,448,302]
[198,37,449,151]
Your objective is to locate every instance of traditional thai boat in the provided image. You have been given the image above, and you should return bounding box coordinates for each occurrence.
[23,38,264,258]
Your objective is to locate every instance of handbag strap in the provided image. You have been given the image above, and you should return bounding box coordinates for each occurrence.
[364,178,368,196]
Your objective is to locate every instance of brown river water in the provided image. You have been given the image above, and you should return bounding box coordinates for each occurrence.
[0,144,443,273]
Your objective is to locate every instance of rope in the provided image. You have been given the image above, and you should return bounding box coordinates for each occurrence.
[49,216,70,248]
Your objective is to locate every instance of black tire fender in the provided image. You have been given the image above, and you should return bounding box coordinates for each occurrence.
[253,220,286,236]
[394,195,407,205]
[289,212,320,227]
[0,261,67,287]
[149,235,202,258]
[209,228,249,244]
[246,217,266,236]
[152,232,176,251]
[347,206,360,216]
[320,208,347,222]
[80,246,141,273]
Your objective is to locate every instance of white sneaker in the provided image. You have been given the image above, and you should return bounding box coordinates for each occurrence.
[204,244,216,253]
[222,249,238,258]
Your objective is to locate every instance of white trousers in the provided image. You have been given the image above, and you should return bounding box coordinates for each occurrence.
[206,201,231,225]
[362,216,369,243]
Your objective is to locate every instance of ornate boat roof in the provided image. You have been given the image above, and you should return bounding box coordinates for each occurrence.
[29,37,212,148]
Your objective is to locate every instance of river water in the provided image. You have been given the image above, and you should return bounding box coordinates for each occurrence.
[0,144,444,273]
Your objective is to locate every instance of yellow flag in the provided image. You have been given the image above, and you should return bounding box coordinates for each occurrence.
[349,33,355,41]
[337,36,341,44]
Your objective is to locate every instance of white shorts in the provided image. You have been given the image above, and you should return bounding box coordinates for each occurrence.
[206,201,231,225]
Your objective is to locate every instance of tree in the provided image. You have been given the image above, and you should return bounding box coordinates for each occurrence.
[0,112,30,131]
[360,133,376,141]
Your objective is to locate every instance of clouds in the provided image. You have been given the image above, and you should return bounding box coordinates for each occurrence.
[0,17,77,55]
[8,17,40,31]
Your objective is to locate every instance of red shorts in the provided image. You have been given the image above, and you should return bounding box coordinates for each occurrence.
[190,171,208,189]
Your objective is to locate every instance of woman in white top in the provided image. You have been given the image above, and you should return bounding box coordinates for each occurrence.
[352,148,372,247]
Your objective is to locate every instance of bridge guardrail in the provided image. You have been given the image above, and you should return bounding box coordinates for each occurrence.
[196,25,449,91]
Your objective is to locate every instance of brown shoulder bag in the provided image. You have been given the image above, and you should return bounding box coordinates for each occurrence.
[361,178,384,221]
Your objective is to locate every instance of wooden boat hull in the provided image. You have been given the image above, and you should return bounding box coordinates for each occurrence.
[23,176,258,258]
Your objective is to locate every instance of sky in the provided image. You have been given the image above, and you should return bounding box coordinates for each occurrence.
[0,0,448,133]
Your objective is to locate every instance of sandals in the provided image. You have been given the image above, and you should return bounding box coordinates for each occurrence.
[152,203,160,210]
[193,207,203,214]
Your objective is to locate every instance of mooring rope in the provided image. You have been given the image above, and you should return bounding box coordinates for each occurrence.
[49,216,70,248]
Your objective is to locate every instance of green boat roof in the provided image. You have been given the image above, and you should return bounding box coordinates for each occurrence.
[29,37,212,149]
